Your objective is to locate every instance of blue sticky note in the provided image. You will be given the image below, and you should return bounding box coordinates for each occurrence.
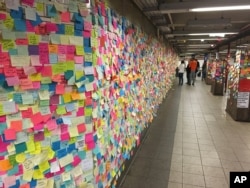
[65,71,74,80]
[56,148,67,158]
[13,93,23,104]
[78,86,86,93]
[49,54,58,64]
[120,89,125,96]
[48,83,56,92]
[40,84,49,91]
[15,143,27,154]
[28,45,39,55]
[64,164,73,172]
[46,4,57,17]
[84,62,92,66]
[85,75,94,82]
[84,38,90,47]
[9,180,20,188]
[75,22,83,31]
[57,24,65,34]
[8,49,18,55]
[77,151,86,160]
[0,123,7,135]
[84,47,92,53]
[67,144,76,153]
[65,103,75,111]
[10,7,23,19]
[56,118,63,125]
[14,19,26,31]
[73,13,83,23]
[31,14,43,26]
[52,141,61,151]
[30,180,37,187]
[74,29,82,36]
[8,165,19,176]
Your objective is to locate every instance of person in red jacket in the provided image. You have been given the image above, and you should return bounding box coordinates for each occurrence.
[188,54,198,86]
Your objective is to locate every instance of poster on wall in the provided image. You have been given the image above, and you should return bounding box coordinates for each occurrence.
[237,92,250,108]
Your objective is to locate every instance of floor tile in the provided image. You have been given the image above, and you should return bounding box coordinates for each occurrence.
[168,182,183,188]
[203,166,225,178]
[183,156,202,165]
[183,148,200,157]
[183,164,203,175]
[169,171,183,183]
[201,157,221,167]
[183,173,205,187]
[204,176,228,188]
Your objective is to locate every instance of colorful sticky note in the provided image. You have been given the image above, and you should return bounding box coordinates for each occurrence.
[4,129,16,140]
[10,120,22,132]
[61,12,71,22]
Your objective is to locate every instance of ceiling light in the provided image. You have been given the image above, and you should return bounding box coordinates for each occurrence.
[201,39,204,42]
[187,18,231,27]
[190,5,250,12]
[188,32,237,36]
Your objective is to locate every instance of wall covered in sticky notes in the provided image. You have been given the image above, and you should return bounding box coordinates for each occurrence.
[0,0,177,188]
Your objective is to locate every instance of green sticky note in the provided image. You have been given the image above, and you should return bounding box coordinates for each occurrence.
[15,142,27,154]
[50,33,61,44]
[0,123,7,134]
[17,46,29,55]
[66,61,75,71]
[78,151,86,159]
[56,106,66,115]
[65,25,74,35]
[8,154,17,166]
[40,100,50,107]
[52,63,66,75]
[85,107,92,116]
[64,164,74,172]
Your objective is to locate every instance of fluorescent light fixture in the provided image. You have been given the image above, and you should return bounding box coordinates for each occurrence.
[188,32,237,36]
[190,5,250,12]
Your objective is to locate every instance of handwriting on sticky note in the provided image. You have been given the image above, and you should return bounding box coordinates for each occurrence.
[25,7,36,21]
[69,36,83,46]
[22,94,34,105]
[11,56,30,67]
[59,154,73,167]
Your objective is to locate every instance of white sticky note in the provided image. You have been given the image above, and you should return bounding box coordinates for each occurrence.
[5,0,19,10]
[59,154,74,167]
[25,7,36,21]
[69,36,83,46]
[2,101,16,114]
[22,94,34,105]
[11,56,30,67]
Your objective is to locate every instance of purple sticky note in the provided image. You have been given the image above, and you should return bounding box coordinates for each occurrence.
[28,45,39,55]
[34,131,45,141]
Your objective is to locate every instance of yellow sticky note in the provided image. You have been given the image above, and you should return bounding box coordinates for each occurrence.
[7,143,15,154]
[41,77,52,84]
[60,35,69,45]
[39,161,50,172]
[66,61,75,70]
[75,71,84,80]
[52,63,66,75]
[28,34,40,45]
[85,53,92,62]
[29,73,42,81]
[63,93,72,103]
[48,148,55,160]
[65,25,74,35]
[23,159,34,171]
[69,126,79,137]
[33,169,44,180]
[3,16,14,30]
[36,3,44,12]
[16,153,26,163]
[37,180,48,188]
[23,170,34,181]
[62,172,71,182]
[0,104,4,116]
[76,46,84,55]
[56,106,67,115]
[2,40,15,51]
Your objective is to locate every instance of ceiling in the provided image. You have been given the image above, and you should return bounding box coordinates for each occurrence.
[132,0,250,59]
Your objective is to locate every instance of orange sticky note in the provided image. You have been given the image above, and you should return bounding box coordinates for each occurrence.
[20,184,30,188]
[4,128,16,140]
[49,44,58,53]
[10,120,23,132]
[71,92,80,100]
[61,12,71,22]
[0,159,12,171]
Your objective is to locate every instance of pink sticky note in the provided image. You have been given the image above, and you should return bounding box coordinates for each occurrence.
[34,132,44,141]
[3,176,16,188]
[46,119,57,131]
[85,133,94,143]
[31,112,43,125]
[6,76,20,86]
[26,20,35,32]
[76,107,84,116]
[84,21,92,31]
[61,12,71,22]
[60,124,68,134]
[72,156,81,167]
[61,133,70,141]
[41,66,52,77]
[86,141,95,150]
[23,66,36,75]
[32,82,41,89]
[30,56,41,66]
[0,116,6,123]
[56,84,65,94]
[58,45,67,54]
[83,31,91,38]
[22,0,34,7]
[46,23,58,32]
[39,43,49,53]
[4,129,16,140]
[0,13,6,20]
[58,54,66,62]
[77,124,86,133]
[66,54,74,61]
[74,56,83,64]
[15,39,28,45]
[67,45,75,54]
[50,95,59,105]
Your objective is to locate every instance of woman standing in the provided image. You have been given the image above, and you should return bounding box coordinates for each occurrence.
[178,60,185,85]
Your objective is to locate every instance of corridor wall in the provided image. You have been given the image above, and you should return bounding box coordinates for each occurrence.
[0,0,177,187]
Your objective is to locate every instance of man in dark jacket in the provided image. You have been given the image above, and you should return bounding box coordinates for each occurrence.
[186,64,191,85]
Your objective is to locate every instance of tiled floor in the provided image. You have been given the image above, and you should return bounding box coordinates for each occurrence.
[119,78,250,188]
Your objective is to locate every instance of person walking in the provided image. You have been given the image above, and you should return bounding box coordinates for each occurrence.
[202,61,207,81]
[188,54,198,86]
[178,60,185,85]
[186,63,191,85]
